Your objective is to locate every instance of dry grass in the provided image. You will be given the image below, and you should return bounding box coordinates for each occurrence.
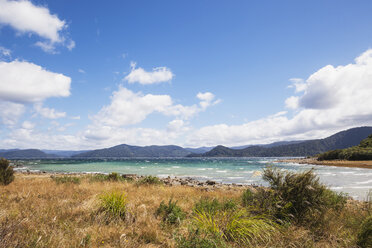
[0,173,369,248]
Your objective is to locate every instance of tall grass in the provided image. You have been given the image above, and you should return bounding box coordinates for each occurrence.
[98,191,127,220]
[193,208,278,246]
[51,175,81,184]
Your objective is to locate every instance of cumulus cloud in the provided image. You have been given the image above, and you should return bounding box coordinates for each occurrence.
[189,49,372,146]
[91,86,219,128]
[197,92,220,110]
[34,103,66,119]
[124,62,174,85]
[0,101,25,126]
[0,0,74,52]
[0,60,71,103]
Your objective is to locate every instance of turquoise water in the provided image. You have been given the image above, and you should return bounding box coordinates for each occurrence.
[17,157,372,200]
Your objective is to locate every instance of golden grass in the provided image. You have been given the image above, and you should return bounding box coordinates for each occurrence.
[0,173,369,247]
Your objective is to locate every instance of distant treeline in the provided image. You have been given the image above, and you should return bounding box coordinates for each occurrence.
[318,134,372,161]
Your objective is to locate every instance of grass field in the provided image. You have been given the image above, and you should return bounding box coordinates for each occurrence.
[0,172,371,248]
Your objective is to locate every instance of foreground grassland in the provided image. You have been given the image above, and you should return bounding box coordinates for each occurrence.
[0,172,371,248]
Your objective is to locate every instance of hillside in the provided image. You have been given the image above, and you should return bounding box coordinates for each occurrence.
[72,144,191,158]
[318,134,372,160]
[0,149,58,159]
[189,126,372,157]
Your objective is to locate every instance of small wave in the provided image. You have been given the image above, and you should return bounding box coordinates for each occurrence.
[197,168,206,171]
[216,170,227,173]
[172,166,180,168]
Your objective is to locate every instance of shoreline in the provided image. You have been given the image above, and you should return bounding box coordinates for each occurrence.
[14,170,259,191]
[276,157,372,169]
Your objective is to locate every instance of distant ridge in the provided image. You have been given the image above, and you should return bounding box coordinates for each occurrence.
[72,144,191,158]
[0,149,58,159]
[188,126,372,157]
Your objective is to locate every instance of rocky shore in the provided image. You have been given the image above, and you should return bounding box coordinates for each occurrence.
[15,170,260,191]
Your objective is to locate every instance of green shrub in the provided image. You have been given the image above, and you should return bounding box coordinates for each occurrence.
[242,188,255,207]
[193,197,237,215]
[88,172,132,183]
[99,191,127,220]
[176,229,227,248]
[137,175,163,185]
[357,216,372,248]
[156,199,186,225]
[51,175,81,184]
[193,208,277,246]
[0,158,14,185]
[262,167,346,224]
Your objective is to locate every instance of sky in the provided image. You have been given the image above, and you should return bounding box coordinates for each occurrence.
[1,0,372,150]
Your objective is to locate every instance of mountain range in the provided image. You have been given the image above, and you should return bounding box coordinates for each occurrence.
[0,126,371,159]
[189,126,372,157]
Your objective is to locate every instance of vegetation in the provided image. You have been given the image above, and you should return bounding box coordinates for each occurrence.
[87,172,133,182]
[191,126,372,157]
[357,215,372,248]
[98,191,128,220]
[137,175,163,185]
[0,170,370,247]
[318,133,372,160]
[0,158,14,185]
[51,175,81,184]
[156,199,186,225]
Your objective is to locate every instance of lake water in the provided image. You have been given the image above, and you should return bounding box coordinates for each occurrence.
[17,157,372,200]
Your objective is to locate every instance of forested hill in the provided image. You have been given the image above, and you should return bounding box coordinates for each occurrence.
[0,149,58,159]
[72,144,192,158]
[189,126,372,157]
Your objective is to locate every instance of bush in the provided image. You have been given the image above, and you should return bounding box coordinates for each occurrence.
[262,167,346,224]
[357,215,372,248]
[242,188,255,207]
[137,175,163,185]
[51,175,81,184]
[99,191,127,220]
[156,199,185,225]
[88,172,132,183]
[0,158,14,185]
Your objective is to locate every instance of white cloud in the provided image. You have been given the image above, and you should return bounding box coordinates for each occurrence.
[91,86,173,127]
[0,101,25,126]
[78,68,85,74]
[288,78,307,93]
[0,60,71,103]
[34,103,66,119]
[21,120,34,130]
[0,46,11,57]
[188,49,372,146]
[0,0,74,51]
[124,62,174,85]
[91,87,219,129]
[197,92,220,110]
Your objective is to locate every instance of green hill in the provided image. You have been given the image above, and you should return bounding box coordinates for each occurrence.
[72,144,191,158]
[189,127,372,157]
[318,134,372,160]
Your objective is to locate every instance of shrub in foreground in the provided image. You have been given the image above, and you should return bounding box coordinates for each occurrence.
[262,167,346,224]
[0,158,14,185]
[357,215,372,248]
[51,175,81,184]
[193,208,277,246]
[156,199,185,225]
[99,191,127,220]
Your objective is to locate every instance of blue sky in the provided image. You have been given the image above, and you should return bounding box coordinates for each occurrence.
[1,0,372,150]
